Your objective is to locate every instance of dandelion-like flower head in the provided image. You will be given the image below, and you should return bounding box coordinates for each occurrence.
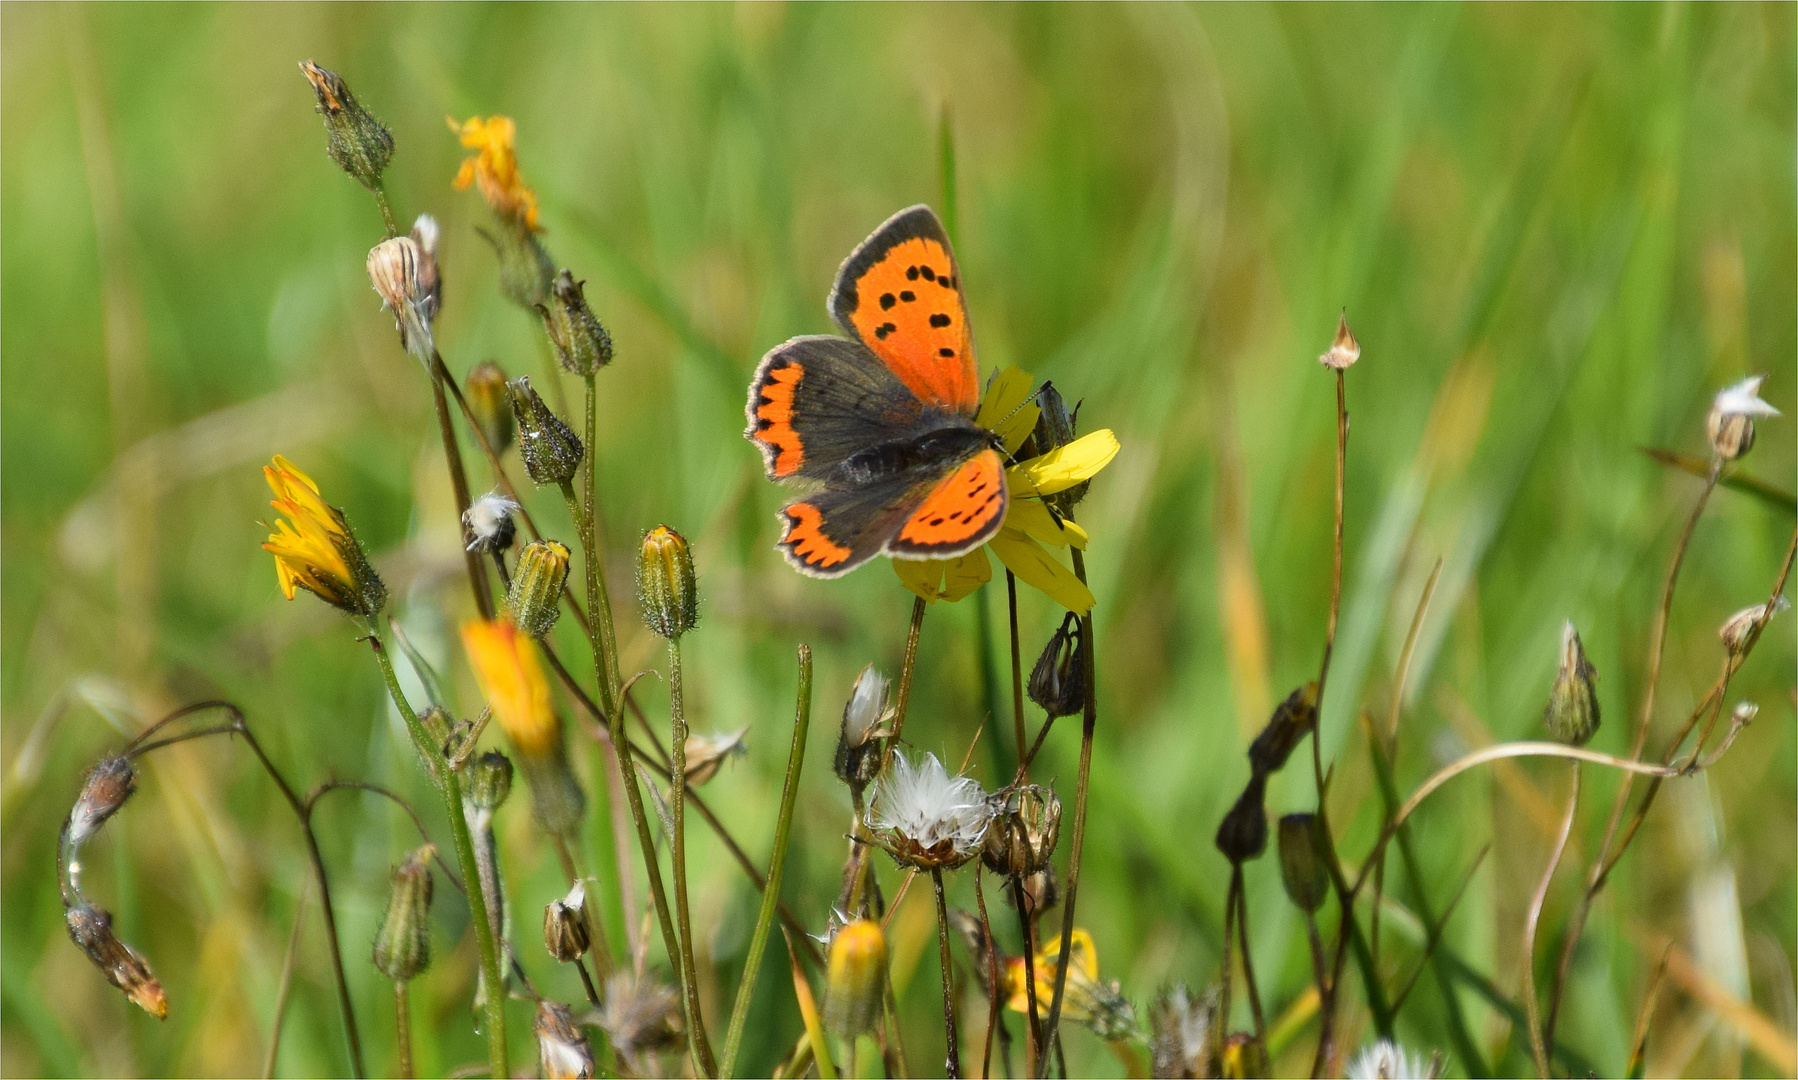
[262,455,387,617]
[1712,375,1781,420]
[448,114,541,231]
[868,751,990,871]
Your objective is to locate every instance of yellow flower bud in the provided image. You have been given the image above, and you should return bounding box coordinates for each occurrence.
[824,919,887,1042]
[638,526,698,640]
[508,540,571,639]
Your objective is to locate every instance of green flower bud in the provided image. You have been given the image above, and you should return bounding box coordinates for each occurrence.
[469,750,514,811]
[299,61,393,191]
[372,846,434,981]
[508,540,571,638]
[481,222,556,311]
[539,271,614,377]
[543,881,592,963]
[508,377,584,486]
[1213,773,1267,864]
[1544,621,1600,746]
[466,362,516,456]
[638,526,698,640]
[1277,813,1330,913]
[1247,682,1318,775]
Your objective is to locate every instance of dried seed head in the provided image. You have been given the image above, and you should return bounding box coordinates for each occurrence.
[638,526,699,640]
[508,376,584,486]
[66,903,168,1019]
[1276,813,1330,913]
[1027,614,1086,719]
[67,756,136,848]
[868,752,991,872]
[543,881,592,963]
[824,918,887,1042]
[366,218,442,361]
[1022,864,1060,915]
[539,271,614,377]
[682,728,747,786]
[465,362,516,456]
[597,972,683,1070]
[372,845,434,981]
[1247,682,1318,775]
[469,750,514,811]
[1214,773,1268,864]
[535,999,597,1080]
[1543,621,1600,746]
[982,784,1063,879]
[1031,382,1089,509]
[1150,983,1219,1080]
[1319,310,1360,370]
[299,61,393,191]
[1719,596,1788,658]
[835,665,890,794]
[1707,375,1780,461]
[1345,1039,1445,1079]
[463,491,520,555]
[508,540,572,638]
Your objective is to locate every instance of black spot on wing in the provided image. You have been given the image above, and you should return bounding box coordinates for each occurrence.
[929,313,951,328]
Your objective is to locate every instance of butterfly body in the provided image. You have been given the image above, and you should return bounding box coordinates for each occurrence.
[747,205,1008,578]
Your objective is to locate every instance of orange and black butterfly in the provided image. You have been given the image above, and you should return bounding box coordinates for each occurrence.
[746,205,1006,577]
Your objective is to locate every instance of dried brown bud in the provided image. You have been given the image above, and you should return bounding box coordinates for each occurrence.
[536,999,597,1080]
[539,271,614,377]
[1543,621,1600,746]
[1021,864,1060,916]
[1214,773,1268,864]
[834,665,890,794]
[367,217,441,361]
[543,881,592,963]
[67,756,135,847]
[1319,310,1360,370]
[982,784,1063,878]
[1247,682,1318,774]
[466,362,516,456]
[299,61,393,190]
[66,903,168,1019]
[1027,614,1086,719]
[509,376,584,486]
[1150,983,1219,1080]
[683,728,747,786]
[1706,375,1779,462]
[597,973,683,1069]
[1277,813,1330,913]
[1719,597,1787,658]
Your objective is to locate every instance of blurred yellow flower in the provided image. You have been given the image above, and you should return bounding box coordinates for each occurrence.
[895,366,1117,614]
[448,114,541,231]
[461,617,558,758]
[262,454,387,616]
[1003,928,1136,1043]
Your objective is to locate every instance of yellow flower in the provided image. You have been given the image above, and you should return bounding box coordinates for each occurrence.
[448,114,541,231]
[894,367,1118,614]
[262,455,387,616]
[461,618,559,758]
[1003,928,1136,1043]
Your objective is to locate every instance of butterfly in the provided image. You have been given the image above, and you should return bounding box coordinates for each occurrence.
[746,205,1010,578]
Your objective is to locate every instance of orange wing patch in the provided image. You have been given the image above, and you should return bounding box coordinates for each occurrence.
[751,359,805,477]
[781,501,853,572]
[893,450,1007,555]
[843,237,977,414]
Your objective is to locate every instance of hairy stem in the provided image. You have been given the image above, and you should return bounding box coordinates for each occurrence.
[668,639,715,1076]
[393,981,413,1080]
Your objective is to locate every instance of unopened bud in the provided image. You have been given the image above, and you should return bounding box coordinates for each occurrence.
[482,223,557,311]
[983,784,1062,879]
[1543,621,1600,746]
[464,491,520,555]
[299,61,393,191]
[373,846,434,981]
[1707,374,1780,462]
[1027,614,1086,719]
[509,377,584,486]
[1277,813,1330,913]
[638,526,698,640]
[683,728,747,786]
[543,881,592,963]
[509,540,571,638]
[1214,773,1268,863]
[466,362,516,455]
[366,217,442,361]
[419,707,453,748]
[1247,682,1318,774]
[470,750,514,811]
[824,918,888,1042]
[67,756,135,847]
[536,999,597,1080]
[539,271,614,377]
[835,665,889,793]
[1031,382,1088,509]
[66,903,167,1018]
[1219,1033,1269,1079]
[1319,310,1360,370]
[1720,597,1787,657]
[519,750,588,836]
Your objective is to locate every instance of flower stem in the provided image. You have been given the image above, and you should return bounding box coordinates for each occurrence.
[1039,551,1095,1077]
[428,351,494,621]
[1524,763,1580,1078]
[974,869,1002,1080]
[720,645,813,1078]
[393,980,413,1080]
[932,868,963,1079]
[668,638,716,1076]
[886,596,929,762]
[367,632,508,1079]
[1007,572,1027,779]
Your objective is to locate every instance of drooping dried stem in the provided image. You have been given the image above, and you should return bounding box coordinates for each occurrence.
[1524,763,1580,1078]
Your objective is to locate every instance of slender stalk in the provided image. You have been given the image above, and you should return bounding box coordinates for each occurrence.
[721,645,814,1078]
[1234,872,1266,1037]
[427,351,493,620]
[885,596,929,762]
[974,869,1002,1080]
[1008,573,1027,777]
[262,877,310,1079]
[582,371,623,707]
[371,181,400,238]
[932,868,963,1079]
[394,981,413,1080]
[368,634,508,1080]
[1014,876,1042,1078]
[1388,846,1489,1014]
[1525,764,1580,1078]
[667,638,715,1076]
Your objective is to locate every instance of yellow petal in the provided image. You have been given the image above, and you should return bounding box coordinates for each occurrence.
[1005,499,1088,549]
[1008,429,1119,498]
[976,366,1040,455]
[939,548,992,601]
[990,529,1094,614]
[893,557,947,603]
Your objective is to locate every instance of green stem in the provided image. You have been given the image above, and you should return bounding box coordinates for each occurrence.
[669,638,716,1076]
[371,181,399,239]
[367,632,507,1079]
[581,373,622,711]
[393,980,412,1080]
[1039,551,1095,1076]
[720,645,814,1077]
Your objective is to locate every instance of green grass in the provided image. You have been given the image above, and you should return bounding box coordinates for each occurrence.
[2,4,1793,1077]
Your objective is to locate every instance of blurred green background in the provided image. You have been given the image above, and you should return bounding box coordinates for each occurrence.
[2,3,1793,1077]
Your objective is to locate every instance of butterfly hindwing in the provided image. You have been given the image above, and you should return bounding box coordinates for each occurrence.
[777,475,940,578]
[886,448,1008,559]
[828,205,979,416]
[746,335,930,481]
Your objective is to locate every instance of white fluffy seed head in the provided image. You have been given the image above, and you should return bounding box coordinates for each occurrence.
[1345,1040,1442,1080]
[869,751,990,870]
[464,492,521,553]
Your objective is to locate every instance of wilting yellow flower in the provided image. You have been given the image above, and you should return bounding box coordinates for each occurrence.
[895,366,1118,614]
[448,114,541,231]
[1003,928,1136,1043]
[461,618,558,758]
[262,455,387,617]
